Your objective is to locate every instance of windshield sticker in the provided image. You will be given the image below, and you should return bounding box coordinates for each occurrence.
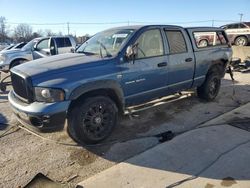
[112,34,128,38]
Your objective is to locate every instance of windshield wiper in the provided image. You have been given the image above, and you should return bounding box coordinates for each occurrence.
[77,51,96,56]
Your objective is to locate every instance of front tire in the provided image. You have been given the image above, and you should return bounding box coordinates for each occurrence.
[197,71,221,101]
[10,59,27,69]
[68,96,118,144]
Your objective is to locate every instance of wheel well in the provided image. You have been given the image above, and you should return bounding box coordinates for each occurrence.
[234,35,248,43]
[199,39,208,43]
[10,58,28,68]
[68,88,123,116]
[208,60,228,77]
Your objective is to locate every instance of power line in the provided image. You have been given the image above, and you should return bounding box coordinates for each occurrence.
[5,19,239,26]
[6,22,65,25]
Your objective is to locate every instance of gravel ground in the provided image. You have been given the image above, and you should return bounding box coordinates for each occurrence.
[0,71,250,188]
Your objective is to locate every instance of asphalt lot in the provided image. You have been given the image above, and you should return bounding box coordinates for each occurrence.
[0,59,250,187]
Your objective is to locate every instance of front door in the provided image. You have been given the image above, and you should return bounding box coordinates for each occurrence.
[120,28,168,105]
[32,38,51,59]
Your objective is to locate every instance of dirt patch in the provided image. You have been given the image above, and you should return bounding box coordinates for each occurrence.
[220,177,237,187]
[205,183,215,188]
[69,149,98,166]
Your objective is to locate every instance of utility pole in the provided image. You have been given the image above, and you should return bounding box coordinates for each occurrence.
[67,22,70,35]
[238,13,243,22]
[211,19,214,27]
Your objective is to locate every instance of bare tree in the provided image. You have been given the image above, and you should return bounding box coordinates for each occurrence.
[0,16,7,42]
[31,32,42,38]
[14,23,33,42]
[44,29,56,37]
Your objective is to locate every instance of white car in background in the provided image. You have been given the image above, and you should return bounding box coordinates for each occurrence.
[221,22,250,46]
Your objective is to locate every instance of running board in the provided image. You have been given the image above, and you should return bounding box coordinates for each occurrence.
[124,91,194,115]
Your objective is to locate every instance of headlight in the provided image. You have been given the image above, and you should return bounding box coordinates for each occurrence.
[0,54,6,64]
[34,87,65,102]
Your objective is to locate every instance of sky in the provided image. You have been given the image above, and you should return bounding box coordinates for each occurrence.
[0,0,249,36]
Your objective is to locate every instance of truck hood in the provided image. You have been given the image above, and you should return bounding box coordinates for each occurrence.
[12,53,107,80]
[1,48,24,55]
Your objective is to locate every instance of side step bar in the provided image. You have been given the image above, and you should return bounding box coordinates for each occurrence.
[124,91,194,115]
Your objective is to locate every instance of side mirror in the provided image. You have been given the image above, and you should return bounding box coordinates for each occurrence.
[70,47,75,53]
[33,44,38,51]
[126,45,134,58]
[126,44,138,63]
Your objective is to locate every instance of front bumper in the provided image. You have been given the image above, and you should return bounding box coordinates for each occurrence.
[8,90,71,131]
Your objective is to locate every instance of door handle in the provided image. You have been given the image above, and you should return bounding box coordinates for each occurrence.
[157,62,167,67]
[185,58,193,62]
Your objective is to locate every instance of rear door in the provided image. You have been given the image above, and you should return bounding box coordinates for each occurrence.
[54,37,73,54]
[164,28,195,93]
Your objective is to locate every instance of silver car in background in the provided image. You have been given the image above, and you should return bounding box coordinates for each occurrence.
[0,36,76,72]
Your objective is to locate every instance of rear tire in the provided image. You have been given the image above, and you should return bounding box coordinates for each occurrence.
[234,36,248,46]
[198,39,208,47]
[197,71,221,101]
[68,96,118,144]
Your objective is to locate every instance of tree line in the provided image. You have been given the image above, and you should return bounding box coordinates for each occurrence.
[0,16,64,43]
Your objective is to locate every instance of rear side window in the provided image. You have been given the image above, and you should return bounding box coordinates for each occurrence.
[165,30,187,54]
[193,31,227,48]
[55,37,72,48]
[239,23,247,28]
[217,32,227,45]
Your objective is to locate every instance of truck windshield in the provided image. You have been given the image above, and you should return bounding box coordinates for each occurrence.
[76,29,135,57]
[22,38,39,51]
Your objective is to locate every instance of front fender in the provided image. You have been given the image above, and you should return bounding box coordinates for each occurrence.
[69,79,125,106]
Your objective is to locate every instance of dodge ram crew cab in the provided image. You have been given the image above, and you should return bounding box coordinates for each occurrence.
[8,25,232,144]
[0,36,76,71]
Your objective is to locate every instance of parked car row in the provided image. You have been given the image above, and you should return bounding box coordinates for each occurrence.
[0,36,76,72]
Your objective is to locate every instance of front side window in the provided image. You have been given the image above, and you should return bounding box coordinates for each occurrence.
[165,30,187,54]
[36,39,49,50]
[135,29,164,59]
[228,24,238,29]
[76,29,134,57]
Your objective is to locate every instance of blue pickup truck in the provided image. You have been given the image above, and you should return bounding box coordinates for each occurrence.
[8,25,232,144]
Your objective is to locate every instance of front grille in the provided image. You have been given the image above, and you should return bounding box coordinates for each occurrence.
[11,72,31,102]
